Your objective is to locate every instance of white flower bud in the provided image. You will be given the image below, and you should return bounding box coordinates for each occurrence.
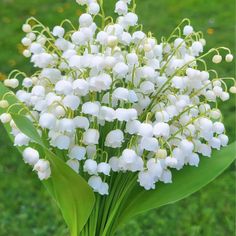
[0,113,12,123]
[107,35,118,47]
[229,86,236,94]
[88,2,100,15]
[22,24,32,33]
[212,54,222,64]
[21,37,31,46]
[124,12,138,26]
[115,1,128,15]
[97,162,111,176]
[225,54,233,62]
[96,31,108,45]
[105,129,124,148]
[4,79,19,89]
[220,92,229,101]
[79,13,93,27]
[156,149,167,159]
[23,147,40,166]
[83,129,100,145]
[183,25,193,35]
[84,159,98,175]
[52,26,65,38]
[0,100,9,108]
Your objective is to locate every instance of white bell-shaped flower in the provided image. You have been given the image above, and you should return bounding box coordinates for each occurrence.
[82,102,100,116]
[147,158,163,179]
[69,146,86,160]
[113,87,129,101]
[165,156,178,168]
[58,118,75,133]
[99,106,116,122]
[84,159,98,175]
[99,182,109,195]
[188,153,199,167]
[97,162,111,176]
[140,137,159,152]
[113,62,129,77]
[63,95,80,110]
[79,13,93,27]
[138,171,155,190]
[105,129,124,148]
[73,79,89,96]
[89,73,112,92]
[209,137,221,150]
[109,156,121,172]
[22,147,40,166]
[51,134,71,150]
[37,167,51,180]
[52,26,65,38]
[160,169,172,183]
[213,122,225,134]
[14,133,30,146]
[83,129,100,145]
[73,116,89,130]
[88,2,100,15]
[153,122,170,138]
[34,159,50,172]
[115,1,128,15]
[55,80,73,95]
[138,123,153,137]
[125,120,141,134]
[39,113,57,129]
[218,134,229,147]
[179,139,194,155]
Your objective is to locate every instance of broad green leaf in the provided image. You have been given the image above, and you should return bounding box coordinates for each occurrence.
[114,142,236,231]
[0,82,96,236]
[43,149,96,236]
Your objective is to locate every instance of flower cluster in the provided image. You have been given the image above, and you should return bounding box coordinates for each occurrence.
[0,0,235,194]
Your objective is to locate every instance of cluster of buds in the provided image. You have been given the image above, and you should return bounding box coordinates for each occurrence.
[0,0,235,194]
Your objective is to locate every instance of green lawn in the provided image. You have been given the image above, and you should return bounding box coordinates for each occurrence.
[0,0,235,235]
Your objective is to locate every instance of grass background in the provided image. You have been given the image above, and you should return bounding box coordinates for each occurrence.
[0,0,235,235]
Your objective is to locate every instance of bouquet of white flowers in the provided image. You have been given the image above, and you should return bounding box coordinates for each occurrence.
[0,0,235,235]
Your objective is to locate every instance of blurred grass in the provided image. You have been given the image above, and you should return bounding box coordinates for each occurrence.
[0,0,235,235]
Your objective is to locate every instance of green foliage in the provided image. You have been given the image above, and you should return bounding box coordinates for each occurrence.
[0,0,235,236]
[0,85,96,236]
[114,142,236,233]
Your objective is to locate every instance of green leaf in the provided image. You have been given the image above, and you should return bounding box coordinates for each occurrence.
[0,82,96,236]
[43,149,96,236]
[114,142,236,231]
